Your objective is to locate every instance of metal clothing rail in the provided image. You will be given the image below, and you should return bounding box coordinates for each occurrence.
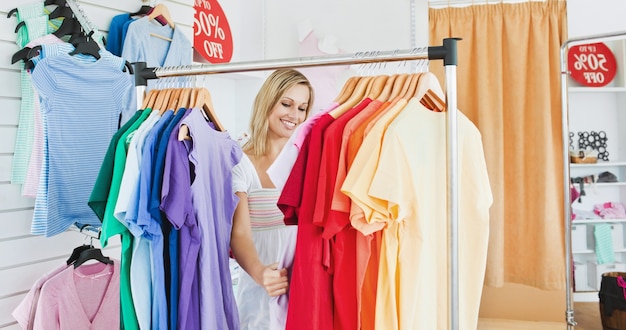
[134,37,462,329]
[560,30,626,330]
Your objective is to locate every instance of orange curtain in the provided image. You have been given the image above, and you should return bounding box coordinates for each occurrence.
[429,0,568,290]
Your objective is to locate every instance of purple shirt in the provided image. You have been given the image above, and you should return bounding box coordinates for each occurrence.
[182,108,242,330]
[160,110,200,330]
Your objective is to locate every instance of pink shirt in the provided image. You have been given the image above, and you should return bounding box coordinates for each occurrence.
[12,263,68,329]
[33,260,120,329]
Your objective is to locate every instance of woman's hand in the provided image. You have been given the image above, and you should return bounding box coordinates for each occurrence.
[259,262,289,297]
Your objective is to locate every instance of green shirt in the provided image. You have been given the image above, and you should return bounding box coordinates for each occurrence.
[89,110,146,221]
[100,109,152,330]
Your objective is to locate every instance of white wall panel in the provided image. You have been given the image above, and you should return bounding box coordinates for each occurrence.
[0,99,21,125]
[0,1,194,327]
[0,209,34,239]
[0,129,17,154]
[0,185,34,210]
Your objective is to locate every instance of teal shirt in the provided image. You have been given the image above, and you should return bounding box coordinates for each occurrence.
[100,109,152,330]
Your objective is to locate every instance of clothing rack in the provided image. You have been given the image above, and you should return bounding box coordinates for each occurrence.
[561,30,626,330]
[133,37,462,329]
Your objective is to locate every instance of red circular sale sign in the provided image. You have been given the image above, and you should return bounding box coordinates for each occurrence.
[568,42,617,87]
[193,0,233,63]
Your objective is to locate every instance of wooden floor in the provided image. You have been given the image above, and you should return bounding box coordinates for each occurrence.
[475,302,602,330]
[478,318,567,329]
[573,302,602,330]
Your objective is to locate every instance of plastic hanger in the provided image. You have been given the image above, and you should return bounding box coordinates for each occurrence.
[7,8,18,18]
[53,16,80,38]
[44,0,67,6]
[130,5,153,18]
[73,247,113,268]
[11,46,33,64]
[48,6,73,19]
[66,244,92,265]
[148,3,175,29]
[328,75,372,119]
[69,34,101,60]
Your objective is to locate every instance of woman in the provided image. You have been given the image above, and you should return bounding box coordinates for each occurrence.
[231,69,314,329]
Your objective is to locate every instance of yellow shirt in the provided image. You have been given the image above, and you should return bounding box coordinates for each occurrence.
[344,100,492,329]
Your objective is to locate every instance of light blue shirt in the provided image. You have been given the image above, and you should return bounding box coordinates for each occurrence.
[30,49,134,237]
[121,16,192,91]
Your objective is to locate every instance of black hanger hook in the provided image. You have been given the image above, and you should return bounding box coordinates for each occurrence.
[7,8,18,18]
[14,21,25,34]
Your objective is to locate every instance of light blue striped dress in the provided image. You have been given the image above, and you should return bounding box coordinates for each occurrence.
[30,49,135,237]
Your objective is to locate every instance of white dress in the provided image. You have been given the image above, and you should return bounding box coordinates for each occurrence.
[232,154,297,330]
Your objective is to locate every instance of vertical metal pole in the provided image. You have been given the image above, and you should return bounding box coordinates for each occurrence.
[430,37,460,330]
[561,40,577,330]
[446,64,459,330]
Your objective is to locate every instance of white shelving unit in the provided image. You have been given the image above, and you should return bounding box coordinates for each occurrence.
[568,39,626,302]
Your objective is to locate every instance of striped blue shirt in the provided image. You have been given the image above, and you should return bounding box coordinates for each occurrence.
[30,50,134,237]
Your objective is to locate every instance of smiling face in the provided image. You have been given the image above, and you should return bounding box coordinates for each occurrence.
[266,84,310,140]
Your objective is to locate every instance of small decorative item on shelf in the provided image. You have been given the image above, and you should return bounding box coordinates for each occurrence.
[578,130,609,161]
[598,171,619,183]
[570,149,598,164]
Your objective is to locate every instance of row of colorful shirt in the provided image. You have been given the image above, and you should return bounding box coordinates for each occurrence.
[272,74,493,329]
[87,105,242,330]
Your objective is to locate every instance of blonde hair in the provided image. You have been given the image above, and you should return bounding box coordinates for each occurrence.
[243,69,314,158]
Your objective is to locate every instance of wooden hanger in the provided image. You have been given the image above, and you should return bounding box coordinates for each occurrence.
[388,73,409,101]
[165,88,182,113]
[148,3,175,29]
[412,72,446,112]
[152,88,170,113]
[178,87,225,141]
[399,73,422,101]
[375,74,397,102]
[141,89,157,110]
[198,88,225,131]
[328,76,372,119]
[365,75,389,101]
[334,76,360,104]
[176,87,192,112]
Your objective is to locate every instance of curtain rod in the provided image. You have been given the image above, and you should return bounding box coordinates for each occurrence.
[134,38,459,85]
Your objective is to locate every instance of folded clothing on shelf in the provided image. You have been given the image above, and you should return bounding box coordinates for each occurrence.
[595,202,626,219]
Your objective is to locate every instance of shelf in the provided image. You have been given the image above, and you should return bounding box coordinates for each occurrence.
[573,218,626,224]
[569,86,626,93]
[573,248,626,254]
[571,161,626,168]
